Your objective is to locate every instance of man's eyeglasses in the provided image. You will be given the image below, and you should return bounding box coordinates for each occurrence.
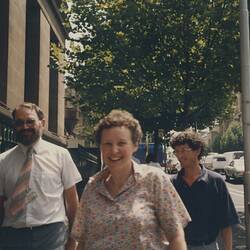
[173,147,193,155]
[14,119,36,127]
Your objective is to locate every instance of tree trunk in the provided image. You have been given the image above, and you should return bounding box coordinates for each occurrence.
[153,129,159,162]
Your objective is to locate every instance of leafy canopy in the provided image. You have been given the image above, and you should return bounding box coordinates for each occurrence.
[58,0,240,133]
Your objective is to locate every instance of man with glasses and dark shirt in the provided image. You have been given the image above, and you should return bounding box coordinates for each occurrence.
[0,102,82,250]
[170,130,239,250]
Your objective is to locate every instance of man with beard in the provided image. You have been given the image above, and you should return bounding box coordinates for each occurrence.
[170,130,239,250]
[0,103,82,250]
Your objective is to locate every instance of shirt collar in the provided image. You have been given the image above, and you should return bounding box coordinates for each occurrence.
[91,160,142,184]
[18,137,42,155]
[177,164,208,184]
[132,161,143,181]
[92,161,139,200]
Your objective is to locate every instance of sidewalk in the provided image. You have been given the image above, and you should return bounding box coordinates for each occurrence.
[233,211,247,249]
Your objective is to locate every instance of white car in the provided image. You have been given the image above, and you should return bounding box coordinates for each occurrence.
[223,151,244,164]
[166,157,180,174]
[224,158,245,181]
[203,154,227,174]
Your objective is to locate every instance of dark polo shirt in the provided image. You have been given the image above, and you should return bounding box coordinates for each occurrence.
[171,165,239,245]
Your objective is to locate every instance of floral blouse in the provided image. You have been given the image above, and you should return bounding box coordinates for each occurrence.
[71,162,191,250]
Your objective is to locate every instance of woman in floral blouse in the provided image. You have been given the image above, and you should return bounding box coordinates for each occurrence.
[71,110,191,250]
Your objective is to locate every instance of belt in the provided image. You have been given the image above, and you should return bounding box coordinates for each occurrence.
[187,239,216,246]
[7,222,64,231]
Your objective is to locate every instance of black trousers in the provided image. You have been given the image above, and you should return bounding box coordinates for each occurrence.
[0,222,67,250]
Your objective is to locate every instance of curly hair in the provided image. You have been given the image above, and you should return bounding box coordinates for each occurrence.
[94,109,143,146]
[12,102,44,121]
[170,130,205,159]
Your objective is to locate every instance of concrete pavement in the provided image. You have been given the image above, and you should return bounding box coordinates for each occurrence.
[232,211,247,249]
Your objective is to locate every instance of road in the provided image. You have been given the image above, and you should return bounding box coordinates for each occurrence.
[226,179,244,212]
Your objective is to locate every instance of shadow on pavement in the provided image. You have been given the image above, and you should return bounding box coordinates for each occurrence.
[233,211,247,249]
[225,178,244,185]
[217,211,246,249]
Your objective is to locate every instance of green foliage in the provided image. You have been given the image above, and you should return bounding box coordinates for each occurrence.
[221,121,243,151]
[211,121,243,152]
[57,0,240,132]
[211,133,223,153]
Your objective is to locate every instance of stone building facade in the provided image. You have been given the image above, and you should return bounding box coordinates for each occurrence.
[0,0,67,151]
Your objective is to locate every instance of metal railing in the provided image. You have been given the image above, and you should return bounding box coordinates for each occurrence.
[0,108,16,153]
[68,147,101,195]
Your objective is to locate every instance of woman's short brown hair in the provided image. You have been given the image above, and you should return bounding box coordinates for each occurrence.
[94,109,143,146]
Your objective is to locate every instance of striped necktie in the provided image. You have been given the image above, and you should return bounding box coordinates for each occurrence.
[8,147,37,217]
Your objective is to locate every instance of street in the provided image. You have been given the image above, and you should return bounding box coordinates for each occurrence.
[226,180,244,212]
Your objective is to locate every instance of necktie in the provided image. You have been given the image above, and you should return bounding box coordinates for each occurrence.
[8,148,37,217]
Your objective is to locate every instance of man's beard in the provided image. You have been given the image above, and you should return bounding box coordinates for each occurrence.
[16,128,40,146]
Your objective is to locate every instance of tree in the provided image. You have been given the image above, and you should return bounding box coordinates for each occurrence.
[210,133,223,153]
[210,121,243,152]
[57,0,240,134]
[221,121,244,152]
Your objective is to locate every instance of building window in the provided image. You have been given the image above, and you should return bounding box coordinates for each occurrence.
[0,0,9,105]
[24,0,40,104]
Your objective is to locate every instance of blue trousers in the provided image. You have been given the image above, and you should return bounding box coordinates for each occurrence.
[0,222,67,250]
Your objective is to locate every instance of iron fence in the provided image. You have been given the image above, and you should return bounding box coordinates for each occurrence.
[0,115,16,153]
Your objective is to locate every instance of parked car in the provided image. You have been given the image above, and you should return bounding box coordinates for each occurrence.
[224,158,245,181]
[166,157,180,174]
[223,151,244,164]
[203,154,227,174]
